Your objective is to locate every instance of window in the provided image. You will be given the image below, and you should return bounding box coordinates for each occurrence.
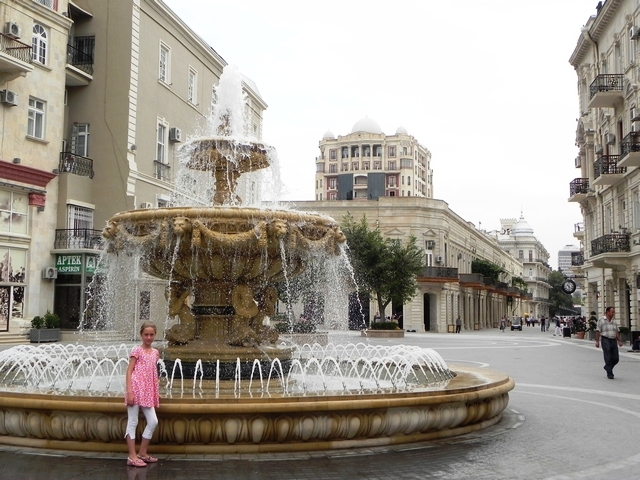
[329,178,336,189]
[0,190,28,235]
[351,146,360,157]
[157,123,167,163]
[67,205,93,230]
[188,67,197,104]
[352,162,359,171]
[630,29,637,64]
[374,146,382,157]
[388,146,396,157]
[211,84,218,113]
[363,147,370,157]
[329,164,337,173]
[528,250,533,262]
[518,250,523,260]
[363,161,370,170]
[342,163,348,171]
[0,247,27,329]
[408,176,411,186]
[329,192,337,200]
[341,147,348,158]
[402,147,407,155]
[388,176,396,187]
[402,176,404,185]
[159,43,170,83]
[71,124,89,157]
[27,98,45,139]
[374,161,381,170]
[31,24,47,65]
[316,163,324,173]
[388,161,397,170]
[330,149,336,160]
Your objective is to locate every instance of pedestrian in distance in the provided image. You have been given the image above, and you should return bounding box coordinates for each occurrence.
[540,315,546,332]
[499,316,506,332]
[554,316,561,336]
[595,306,623,379]
[125,321,160,467]
[455,315,462,333]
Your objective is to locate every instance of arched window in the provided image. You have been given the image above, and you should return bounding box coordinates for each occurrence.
[32,24,47,64]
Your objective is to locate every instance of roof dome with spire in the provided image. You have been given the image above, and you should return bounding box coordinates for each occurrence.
[512,214,534,236]
[322,129,335,140]
[351,117,383,135]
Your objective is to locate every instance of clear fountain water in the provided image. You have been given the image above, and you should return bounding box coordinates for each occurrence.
[0,65,513,453]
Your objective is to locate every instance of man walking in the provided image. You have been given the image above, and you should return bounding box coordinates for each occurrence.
[540,316,546,332]
[455,316,462,333]
[595,306,623,379]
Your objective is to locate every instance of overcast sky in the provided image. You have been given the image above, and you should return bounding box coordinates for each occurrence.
[163,0,599,270]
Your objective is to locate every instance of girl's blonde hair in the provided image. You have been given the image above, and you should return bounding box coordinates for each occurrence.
[140,321,157,334]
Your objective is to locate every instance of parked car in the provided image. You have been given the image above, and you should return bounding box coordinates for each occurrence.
[511,316,523,331]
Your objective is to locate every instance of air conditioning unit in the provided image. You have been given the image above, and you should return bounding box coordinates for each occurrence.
[605,133,616,145]
[4,22,20,39]
[632,26,640,39]
[42,267,58,279]
[0,90,18,107]
[632,121,640,133]
[575,156,582,168]
[435,255,443,264]
[139,202,153,209]
[594,144,603,154]
[169,127,182,143]
[632,108,640,121]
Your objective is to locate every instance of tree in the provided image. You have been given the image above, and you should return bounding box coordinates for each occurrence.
[547,270,575,317]
[341,213,424,321]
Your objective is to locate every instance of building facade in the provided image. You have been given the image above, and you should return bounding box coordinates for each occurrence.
[489,215,552,319]
[569,0,640,329]
[315,118,433,202]
[0,0,267,337]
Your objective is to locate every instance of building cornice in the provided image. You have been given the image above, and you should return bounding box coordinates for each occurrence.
[570,0,623,67]
[0,160,57,188]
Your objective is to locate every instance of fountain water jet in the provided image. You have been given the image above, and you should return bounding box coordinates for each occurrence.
[0,65,514,453]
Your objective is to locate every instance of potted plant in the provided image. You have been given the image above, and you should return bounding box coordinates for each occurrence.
[619,326,631,344]
[574,317,587,339]
[30,310,61,343]
[362,320,404,338]
[586,311,598,340]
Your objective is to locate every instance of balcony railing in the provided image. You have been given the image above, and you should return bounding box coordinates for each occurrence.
[0,33,32,64]
[621,131,640,158]
[569,178,589,196]
[67,43,94,75]
[33,0,58,9]
[533,297,549,303]
[59,152,94,179]
[418,266,458,279]
[589,74,624,99]
[571,251,584,266]
[154,160,171,181]
[591,233,630,256]
[574,222,584,233]
[54,229,103,250]
[594,155,626,177]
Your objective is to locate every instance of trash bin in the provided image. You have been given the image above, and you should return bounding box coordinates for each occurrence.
[563,327,571,338]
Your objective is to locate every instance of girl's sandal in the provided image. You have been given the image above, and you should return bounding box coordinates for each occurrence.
[138,455,158,463]
[127,457,147,467]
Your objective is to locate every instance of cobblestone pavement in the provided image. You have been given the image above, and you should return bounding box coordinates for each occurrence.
[1,327,640,479]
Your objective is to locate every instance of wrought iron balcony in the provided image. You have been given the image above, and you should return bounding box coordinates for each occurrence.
[619,131,640,167]
[0,33,32,64]
[33,0,58,9]
[571,251,584,266]
[569,178,589,201]
[418,266,458,281]
[54,229,103,250]
[459,273,484,286]
[593,155,626,185]
[67,43,93,75]
[589,74,624,108]
[59,152,94,179]
[591,233,630,256]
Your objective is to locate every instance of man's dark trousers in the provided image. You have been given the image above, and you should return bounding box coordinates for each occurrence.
[601,336,619,375]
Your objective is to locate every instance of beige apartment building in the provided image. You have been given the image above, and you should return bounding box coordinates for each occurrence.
[315,118,433,202]
[569,0,640,330]
[0,0,267,336]
[292,197,528,333]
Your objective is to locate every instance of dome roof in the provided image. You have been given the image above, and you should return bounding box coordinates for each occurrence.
[396,125,408,135]
[323,129,335,140]
[512,214,534,236]
[351,117,383,135]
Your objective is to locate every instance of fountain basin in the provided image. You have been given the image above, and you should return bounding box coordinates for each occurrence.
[0,366,513,453]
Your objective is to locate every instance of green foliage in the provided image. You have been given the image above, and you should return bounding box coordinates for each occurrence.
[472,259,505,282]
[587,312,598,332]
[619,326,631,335]
[341,213,424,320]
[43,311,60,329]
[274,318,316,334]
[547,270,575,317]
[511,276,528,291]
[369,321,400,330]
[574,317,586,332]
[31,316,44,329]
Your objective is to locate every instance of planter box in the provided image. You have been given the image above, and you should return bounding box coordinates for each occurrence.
[29,328,60,343]
[447,325,455,333]
[474,323,480,330]
[361,329,404,338]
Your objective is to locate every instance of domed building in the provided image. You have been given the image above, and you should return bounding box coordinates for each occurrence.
[314,117,433,201]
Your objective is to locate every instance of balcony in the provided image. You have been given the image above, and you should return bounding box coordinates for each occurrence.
[533,297,550,303]
[66,37,94,86]
[459,273,484,288]
[588,74,624,108]
[568,178,589,202]
[155,160,171,181]
[33,0,58,9]
[593,155,626,186]
[54,229,102,250]
[571,251,584,266]
[417,266,458,283]
[59,152,94,179]
[574,222,584,238]
[0,33,33,80]
[590,233,630,269]
[619,131,640,167]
